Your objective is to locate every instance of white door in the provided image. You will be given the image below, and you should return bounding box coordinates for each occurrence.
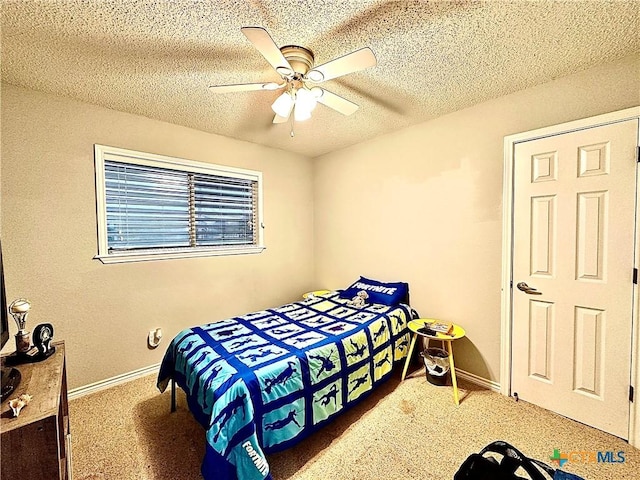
[511,119,638,439]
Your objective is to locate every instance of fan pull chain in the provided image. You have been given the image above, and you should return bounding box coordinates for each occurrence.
[290,109,295,137]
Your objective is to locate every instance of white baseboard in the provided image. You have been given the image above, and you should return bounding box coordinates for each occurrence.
[68,363,160,401]
[456,368,501,393]
[68,364,501,401]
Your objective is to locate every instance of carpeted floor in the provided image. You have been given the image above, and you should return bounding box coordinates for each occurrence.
[69,368,639,479]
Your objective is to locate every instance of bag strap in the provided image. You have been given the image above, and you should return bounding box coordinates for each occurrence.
[479,441,555,480]
[529,458,556,477]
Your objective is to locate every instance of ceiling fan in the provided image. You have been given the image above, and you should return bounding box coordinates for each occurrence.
[208,27,377,130]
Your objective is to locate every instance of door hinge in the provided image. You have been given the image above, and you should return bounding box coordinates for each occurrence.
[637,146,640,163]
[630,385,635,403]
[634,268,638,285]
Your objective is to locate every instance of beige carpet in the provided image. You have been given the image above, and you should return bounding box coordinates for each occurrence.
[69,368,639,480]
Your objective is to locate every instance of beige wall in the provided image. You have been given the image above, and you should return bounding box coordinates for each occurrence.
[313,54,640,383]
[0,84,315,389]
[2,54,638,391]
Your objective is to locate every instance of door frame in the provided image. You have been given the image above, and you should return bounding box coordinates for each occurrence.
[500,106,640,446]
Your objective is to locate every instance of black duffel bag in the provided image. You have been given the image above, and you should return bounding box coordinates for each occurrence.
[454,441,556,480]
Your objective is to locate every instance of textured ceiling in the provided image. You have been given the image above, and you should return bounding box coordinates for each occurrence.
[2,0,639,158]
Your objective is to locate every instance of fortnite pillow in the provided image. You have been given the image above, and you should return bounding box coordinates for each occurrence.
[339,276,408,306]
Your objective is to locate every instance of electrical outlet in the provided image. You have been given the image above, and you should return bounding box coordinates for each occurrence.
[148,328,163,348]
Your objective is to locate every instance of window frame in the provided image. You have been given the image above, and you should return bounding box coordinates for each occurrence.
[94,144,265,264]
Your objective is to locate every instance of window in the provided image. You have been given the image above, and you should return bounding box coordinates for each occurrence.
[94,145,264,263]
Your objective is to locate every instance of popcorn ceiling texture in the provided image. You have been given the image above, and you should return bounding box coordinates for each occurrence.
[2,0,639,157]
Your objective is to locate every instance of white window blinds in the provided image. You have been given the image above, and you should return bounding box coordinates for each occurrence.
[193,174,258,247]
[105,161,191,250]
[95,145,264,263]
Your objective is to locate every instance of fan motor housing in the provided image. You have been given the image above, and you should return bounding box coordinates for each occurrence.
[280,45,314,75]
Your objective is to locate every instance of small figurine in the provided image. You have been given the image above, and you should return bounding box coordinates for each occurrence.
[33,323,55,359]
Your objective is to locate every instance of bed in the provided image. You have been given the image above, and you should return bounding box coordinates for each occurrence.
[157,279,415,480]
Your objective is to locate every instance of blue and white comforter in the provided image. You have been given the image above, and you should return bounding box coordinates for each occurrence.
[157,291,413,480]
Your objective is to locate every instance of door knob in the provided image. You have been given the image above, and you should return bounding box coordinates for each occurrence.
[516,282,542,295]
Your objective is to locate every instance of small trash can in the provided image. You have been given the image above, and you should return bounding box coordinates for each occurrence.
[421,347,450,386]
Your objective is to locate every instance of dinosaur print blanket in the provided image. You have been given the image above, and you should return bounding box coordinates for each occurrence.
[157,291,413,480]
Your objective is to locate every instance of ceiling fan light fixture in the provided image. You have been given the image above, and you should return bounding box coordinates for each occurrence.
[271,91,294,117]
[209,27,376,129]
[310,86,324,98]
[293,104,312,122]
[306,70,324,82]
[295,88,318,116]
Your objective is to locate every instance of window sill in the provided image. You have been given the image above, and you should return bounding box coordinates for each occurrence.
[94,245,266,264]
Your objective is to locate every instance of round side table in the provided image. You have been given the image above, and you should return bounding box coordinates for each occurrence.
[401,318,466,405]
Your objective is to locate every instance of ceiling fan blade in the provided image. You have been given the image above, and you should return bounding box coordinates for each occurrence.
[306,47,376,82]
[208,82,284,93]
[317,89,359,116]
[272,113,290,124]
[241,27,293,75]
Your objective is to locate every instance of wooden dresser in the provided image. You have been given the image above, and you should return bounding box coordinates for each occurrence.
[1,341,71,479]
